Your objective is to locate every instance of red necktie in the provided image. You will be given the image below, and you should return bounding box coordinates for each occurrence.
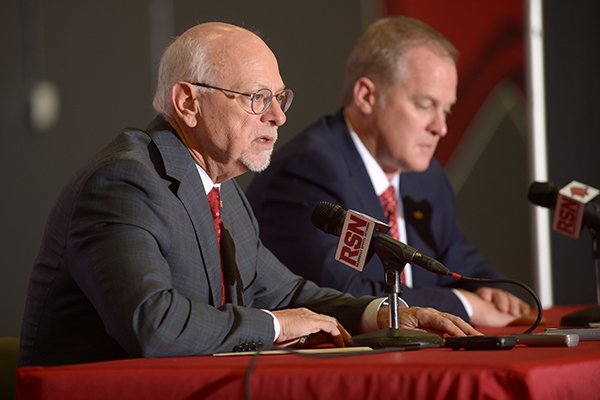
[207,187,225,303]
[379,185,406,284]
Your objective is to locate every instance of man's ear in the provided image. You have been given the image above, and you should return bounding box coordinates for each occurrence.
[353,77,378,115]
[171,82,199,127]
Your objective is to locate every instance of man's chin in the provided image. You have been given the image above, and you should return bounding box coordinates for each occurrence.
[395,159,429,173]
[242,154,272,173]
[247,163,270,173]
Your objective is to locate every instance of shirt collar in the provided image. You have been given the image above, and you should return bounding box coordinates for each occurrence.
[345,117,400,196]
[195,164,221,195]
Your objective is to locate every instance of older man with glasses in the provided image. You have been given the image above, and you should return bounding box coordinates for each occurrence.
[20,22,479,367]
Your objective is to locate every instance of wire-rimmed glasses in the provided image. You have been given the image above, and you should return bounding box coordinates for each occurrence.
[190,82,294,115]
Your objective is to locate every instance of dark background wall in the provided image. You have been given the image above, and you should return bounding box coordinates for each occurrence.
[1,0,598,338]
[544,0,600,304]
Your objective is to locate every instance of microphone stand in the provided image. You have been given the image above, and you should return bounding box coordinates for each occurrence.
[560,228,600,326]
[349,260,443,349]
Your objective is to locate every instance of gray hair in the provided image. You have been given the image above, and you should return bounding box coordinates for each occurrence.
[341,16,459,106]
[152,34,220,118]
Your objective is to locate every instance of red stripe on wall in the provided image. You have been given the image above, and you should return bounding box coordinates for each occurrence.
[385,0,524,165]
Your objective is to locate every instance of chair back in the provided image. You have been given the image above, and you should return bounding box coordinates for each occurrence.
[0,337,20,400]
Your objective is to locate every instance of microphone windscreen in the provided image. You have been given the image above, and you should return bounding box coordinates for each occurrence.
[311,201,346,236]
[528,181,558,208]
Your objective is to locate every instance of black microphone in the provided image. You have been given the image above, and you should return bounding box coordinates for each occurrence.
[528,181,600,232]
[311,201,450,276]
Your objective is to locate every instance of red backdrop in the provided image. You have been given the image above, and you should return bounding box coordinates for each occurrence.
[385,0,525,165]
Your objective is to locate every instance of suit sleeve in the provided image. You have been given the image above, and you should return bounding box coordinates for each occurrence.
[413,161,508,289]
[399,161,511,319]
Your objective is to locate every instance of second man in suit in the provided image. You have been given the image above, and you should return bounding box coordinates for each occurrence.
[247,16,530,327]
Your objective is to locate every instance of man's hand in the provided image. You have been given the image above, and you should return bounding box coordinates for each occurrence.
[459,288,531,327]
[377,306,482,337]
[475,287,531,315]
[272,308,351,347]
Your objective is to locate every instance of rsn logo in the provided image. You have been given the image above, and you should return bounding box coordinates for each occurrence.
[552,180,599,239]
[334,210,388,272]
[553,196,582,238]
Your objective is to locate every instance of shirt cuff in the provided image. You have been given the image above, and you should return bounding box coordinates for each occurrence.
[360,297,408,332]
[451,289,474,318]
[262,309,281,342]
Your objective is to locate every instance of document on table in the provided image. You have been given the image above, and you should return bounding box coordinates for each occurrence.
[213,346,374,356]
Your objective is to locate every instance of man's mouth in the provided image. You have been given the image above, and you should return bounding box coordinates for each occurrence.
[255,131,277,145]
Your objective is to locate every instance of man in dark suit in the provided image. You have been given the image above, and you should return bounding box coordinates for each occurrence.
[19,22,479,366]
[247,16,530,326]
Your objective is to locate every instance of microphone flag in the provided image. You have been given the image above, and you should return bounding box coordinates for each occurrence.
[334,210,389,271]
[553,180,599,239]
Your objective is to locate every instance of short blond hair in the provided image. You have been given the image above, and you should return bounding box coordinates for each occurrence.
[341,16,458,105]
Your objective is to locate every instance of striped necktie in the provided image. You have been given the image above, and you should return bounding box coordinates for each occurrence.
[207,187,226,304]
[379,185,406,284]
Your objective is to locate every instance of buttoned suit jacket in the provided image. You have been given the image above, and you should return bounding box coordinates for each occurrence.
[247,110,504,321]
[19,117,372,366]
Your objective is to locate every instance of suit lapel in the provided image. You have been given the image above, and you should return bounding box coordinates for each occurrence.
[330,110,387,222]
[148,118,224,306]
[400,173,439,255]
[219,225,244,305]
[218,182,246,306]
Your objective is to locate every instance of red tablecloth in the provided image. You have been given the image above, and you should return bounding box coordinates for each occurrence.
[16,305,600,400]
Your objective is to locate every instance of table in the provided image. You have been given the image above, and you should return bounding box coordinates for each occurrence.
[16,305,600,400]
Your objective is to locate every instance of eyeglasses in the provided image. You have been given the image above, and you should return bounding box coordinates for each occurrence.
[189,82,294,115]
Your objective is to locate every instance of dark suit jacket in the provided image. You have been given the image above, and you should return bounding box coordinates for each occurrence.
[19,117,373,366]
[247,110,504,321]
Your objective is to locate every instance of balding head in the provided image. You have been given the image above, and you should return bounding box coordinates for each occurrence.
[152,22,275,118]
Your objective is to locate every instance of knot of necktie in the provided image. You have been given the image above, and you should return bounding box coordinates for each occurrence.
[207,187,222,241]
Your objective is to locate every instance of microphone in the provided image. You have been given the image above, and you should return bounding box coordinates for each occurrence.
[528,181,600,237]
[312,201,546,335]
[311,201,450,276]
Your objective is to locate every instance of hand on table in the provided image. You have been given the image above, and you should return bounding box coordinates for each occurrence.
[272,308,351,348]
[377,306,482,337]
[459,287,531,327]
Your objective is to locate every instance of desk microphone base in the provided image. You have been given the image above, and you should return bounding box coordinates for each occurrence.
[560,305,600,326]
[350,328,443,349]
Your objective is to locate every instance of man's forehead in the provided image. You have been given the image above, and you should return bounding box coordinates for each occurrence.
[218,47,282,86]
